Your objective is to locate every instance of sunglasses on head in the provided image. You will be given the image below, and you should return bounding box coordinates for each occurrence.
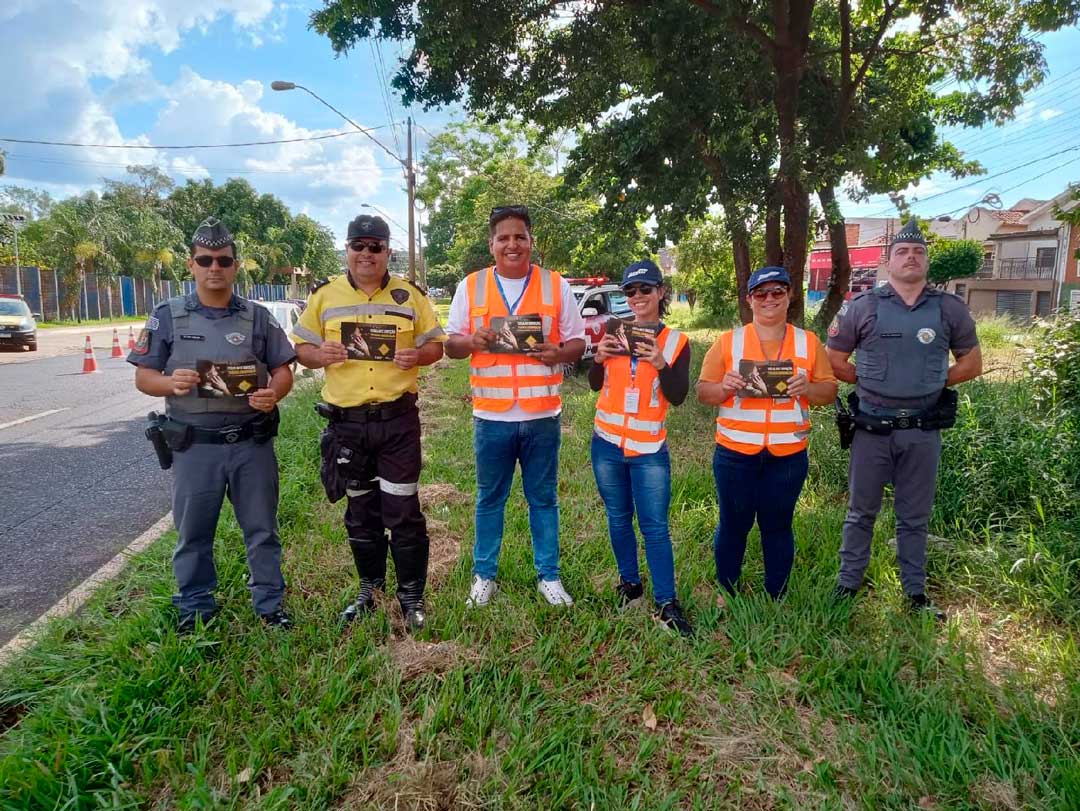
[750,286,789,301]
[623,284,656,297]
[490,205,529,218]
[347,240,387,254]
[193,255,235,268]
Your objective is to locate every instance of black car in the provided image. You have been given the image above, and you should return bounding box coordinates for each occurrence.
[0,295,39,351]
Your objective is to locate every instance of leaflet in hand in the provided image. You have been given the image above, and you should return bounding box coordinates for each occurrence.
[605,318,659,356]
[490,315,544,354]
[341,322,397,361]
[738,359,795,398]
[196,360,258,399]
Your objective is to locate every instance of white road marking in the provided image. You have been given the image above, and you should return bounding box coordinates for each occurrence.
[0,512,173,666]
[0,408,69,431]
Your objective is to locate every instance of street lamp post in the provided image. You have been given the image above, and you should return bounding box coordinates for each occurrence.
[271,81,417,283]
[0,213,27,297]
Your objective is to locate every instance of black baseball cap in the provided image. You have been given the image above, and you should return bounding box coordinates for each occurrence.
[347,214,390,241]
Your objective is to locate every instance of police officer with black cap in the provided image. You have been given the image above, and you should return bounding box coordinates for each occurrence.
[293,213,446,632]
[826,218,982,620]
[130,217,296,633]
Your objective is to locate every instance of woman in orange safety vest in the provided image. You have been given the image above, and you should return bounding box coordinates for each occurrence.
[696,267,837,602]
[589,260,692,636]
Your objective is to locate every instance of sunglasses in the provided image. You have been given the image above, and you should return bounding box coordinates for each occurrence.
[623,284,657,297]
[193,255,235,268]
[490,205,530,218]
[347,240,387,254]
[750,286,789,301]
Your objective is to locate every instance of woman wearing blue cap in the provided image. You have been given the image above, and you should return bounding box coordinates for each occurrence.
[696,267,837,602]
[588,260,693,636]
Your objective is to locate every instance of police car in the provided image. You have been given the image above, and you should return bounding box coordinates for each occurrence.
[568,277,632,362]
[0,294,39,351]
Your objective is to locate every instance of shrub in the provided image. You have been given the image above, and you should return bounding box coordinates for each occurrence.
[1027,309,1080,413]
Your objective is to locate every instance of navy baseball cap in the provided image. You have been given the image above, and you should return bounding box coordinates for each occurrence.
[620,259,663,288]
[747,266,790,292]
[347,214,390,241]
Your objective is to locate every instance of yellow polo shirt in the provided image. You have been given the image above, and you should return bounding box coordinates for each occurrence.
[293,273,446,407]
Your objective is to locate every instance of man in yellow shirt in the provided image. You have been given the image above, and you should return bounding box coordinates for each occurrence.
[293,214,446,631]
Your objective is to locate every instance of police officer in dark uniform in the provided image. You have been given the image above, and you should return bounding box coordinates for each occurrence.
[130,217,296,633]
[826,219,982,619]
[292,214,446,632]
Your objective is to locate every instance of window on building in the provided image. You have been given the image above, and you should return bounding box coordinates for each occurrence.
[1035,247,1057,269]
[954,283,967,301]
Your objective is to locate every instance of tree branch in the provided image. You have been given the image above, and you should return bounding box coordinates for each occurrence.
[688,0,778,55]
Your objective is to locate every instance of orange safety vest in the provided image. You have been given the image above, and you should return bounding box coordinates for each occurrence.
[467,265,564,412]
[714,323,814,456]
[594,325,688,456]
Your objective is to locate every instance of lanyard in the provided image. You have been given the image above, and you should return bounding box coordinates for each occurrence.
[493,268,531,315]
[629,355,639,386]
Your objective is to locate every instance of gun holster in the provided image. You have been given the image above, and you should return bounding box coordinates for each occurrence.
[834,395,856,450]
[252,407,280,444]
[145,412,174,470]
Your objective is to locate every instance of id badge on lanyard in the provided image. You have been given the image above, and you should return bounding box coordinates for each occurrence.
[624,356,640,414]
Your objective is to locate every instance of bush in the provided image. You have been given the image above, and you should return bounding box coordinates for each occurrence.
[1028,309,1080,413]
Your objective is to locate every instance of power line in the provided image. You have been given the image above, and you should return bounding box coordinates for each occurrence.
[0,128,390,150]
[2,151,400,177]
[930,154,1080,220]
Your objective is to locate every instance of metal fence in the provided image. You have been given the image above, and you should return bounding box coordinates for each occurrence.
[0,266,289,321]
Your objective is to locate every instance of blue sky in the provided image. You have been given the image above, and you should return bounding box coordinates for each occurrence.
[1,2,1078,247]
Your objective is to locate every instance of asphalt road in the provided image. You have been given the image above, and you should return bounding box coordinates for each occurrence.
[0,335,170,646]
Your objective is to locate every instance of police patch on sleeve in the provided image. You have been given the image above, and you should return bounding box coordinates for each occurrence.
[133,328,150,355]
[145,315,160,331]
[391,288,411,305]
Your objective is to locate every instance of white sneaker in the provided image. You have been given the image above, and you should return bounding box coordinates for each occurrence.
[466,576,497,608]
[538,578,574,606]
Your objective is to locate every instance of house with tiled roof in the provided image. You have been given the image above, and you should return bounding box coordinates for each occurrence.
[942,189,1078,319]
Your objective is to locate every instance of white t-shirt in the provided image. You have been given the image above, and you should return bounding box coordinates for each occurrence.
[447,269,586,421]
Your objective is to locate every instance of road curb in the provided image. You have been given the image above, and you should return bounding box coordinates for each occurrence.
[0,512,174,667]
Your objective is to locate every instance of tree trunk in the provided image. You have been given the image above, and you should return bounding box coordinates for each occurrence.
[731,224,753,325]
[765,176,783,266]
[813,185,853,332]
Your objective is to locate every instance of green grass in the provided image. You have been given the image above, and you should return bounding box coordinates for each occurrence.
[36,315,147,329]
[2,339,1079,810]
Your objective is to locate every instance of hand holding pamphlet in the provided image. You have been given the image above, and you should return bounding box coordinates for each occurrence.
[737,359,796,398]
[604,317,660,356]
[196,360,258,399]
[490,315,545,354]
[341,322,398,361]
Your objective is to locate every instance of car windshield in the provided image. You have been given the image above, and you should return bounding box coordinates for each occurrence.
[572,290,584,302]
[609,291,631,316]
[0,300,30,317]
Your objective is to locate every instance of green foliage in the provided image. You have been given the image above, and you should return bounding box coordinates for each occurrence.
[928,239,983,285]
[674,214,764,326]
[1027,309,1080,414]
[425,262,464,293]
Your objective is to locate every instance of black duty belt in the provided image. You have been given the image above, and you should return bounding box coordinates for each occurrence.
[318,393,416,424]
[190,421,259,444]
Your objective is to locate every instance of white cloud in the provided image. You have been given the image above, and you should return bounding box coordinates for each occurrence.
[1040,108,1063,121]
[0,1,399,242]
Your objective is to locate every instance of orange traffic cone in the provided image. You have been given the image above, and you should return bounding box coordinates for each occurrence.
[127,325,136,350]
[110,328,124,358]
[81,335,99,374]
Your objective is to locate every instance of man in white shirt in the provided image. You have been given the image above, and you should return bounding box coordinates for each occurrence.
[445,205,586,607]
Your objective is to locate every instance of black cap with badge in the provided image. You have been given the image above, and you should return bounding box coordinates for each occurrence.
[347,214,391,241]
[891,217,927,248]
[191,216,235,251]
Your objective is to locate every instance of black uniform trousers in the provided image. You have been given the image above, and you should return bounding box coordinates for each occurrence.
[328,404,429,599]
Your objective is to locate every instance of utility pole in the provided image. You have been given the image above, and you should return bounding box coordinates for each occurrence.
[1,213,27,297]
[407,117,416,284]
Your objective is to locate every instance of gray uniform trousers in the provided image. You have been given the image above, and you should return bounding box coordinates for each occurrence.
[171,438,285,617]
[838,427,941,596]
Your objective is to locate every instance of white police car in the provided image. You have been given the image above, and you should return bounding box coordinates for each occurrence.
[567,277,632,361]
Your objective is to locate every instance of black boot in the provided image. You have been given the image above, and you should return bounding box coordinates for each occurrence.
[341,537,387,623]
[391,539,429,632]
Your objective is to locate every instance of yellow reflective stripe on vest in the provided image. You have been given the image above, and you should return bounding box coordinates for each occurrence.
[322,303,415,323]
[539,267,553,305]
[293,324,323,345]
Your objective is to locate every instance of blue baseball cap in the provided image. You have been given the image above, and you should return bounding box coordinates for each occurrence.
[620,259,663,288]
[747,266,790,292]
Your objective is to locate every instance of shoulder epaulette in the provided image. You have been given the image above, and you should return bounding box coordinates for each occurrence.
[310,277,333,294]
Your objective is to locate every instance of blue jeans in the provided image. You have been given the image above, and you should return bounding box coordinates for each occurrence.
[712,444,809,599]
[473,416,562,581]
[591,434,677,605]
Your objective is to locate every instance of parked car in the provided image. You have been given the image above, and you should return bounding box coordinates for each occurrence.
[253,300,302,345]
[0,294,39,351]
[566,277,632,362]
